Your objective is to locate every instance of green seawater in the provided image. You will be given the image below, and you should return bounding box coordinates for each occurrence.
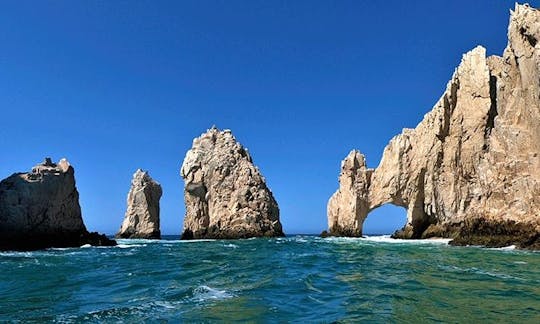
[0,235,539,322]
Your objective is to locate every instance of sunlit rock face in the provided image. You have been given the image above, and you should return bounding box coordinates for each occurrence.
[327,150,372,237]
[327,4,540,249]
[117,169,162,239]
[181,127,284,239]
[0,158,116,250]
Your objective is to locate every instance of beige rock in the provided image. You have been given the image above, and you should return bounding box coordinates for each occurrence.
[327,4,540,248]
[181,127,284,239]
[116,169,162,239]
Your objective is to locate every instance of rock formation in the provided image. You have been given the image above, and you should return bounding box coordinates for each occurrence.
[116,169,162,239]
[0,158,116,250]
[181,127,284,239]
[327,4,540,249]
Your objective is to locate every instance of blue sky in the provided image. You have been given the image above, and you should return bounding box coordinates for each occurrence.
[1,0,536,235]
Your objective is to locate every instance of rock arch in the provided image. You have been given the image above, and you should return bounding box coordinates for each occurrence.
[328,4,540,246]
[362,204,408,235]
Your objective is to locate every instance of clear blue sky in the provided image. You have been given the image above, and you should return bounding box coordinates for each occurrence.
[1,0,535,235]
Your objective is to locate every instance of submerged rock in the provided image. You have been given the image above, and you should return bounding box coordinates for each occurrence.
[117,169,162,239]
[180,127,284,239]
[0,158,116,250]
[327,4,540,249]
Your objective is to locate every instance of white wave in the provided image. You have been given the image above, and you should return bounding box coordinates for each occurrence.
[152,301,176,309]
[319,235,451,245]
[49,247,72,251]
[80,244,92,248]
[489,245,516,251]
[192,285,233,302]
[116,244,147,248]
[0,251,38,257]
[223,243,238,249]
[115,239,161,244]
[179,239,216,243]
[362,235,452,244]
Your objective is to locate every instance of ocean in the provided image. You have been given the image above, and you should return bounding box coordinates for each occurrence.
[1,235,539,322]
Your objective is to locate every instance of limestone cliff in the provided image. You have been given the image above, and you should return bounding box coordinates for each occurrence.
[327,4,540,249]
[0,158,116,250]
[116,169,162,239]
[181,127,284,239]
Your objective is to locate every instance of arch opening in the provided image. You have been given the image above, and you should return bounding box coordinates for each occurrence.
[362,204,408,236]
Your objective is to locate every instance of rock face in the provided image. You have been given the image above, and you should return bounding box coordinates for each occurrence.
[327,4,540,249]
[181,127,284,239]
[0,158,116,250]
[116,169,162,239]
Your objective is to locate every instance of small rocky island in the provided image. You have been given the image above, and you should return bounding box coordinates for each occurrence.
[117,169,162,239]
[0,158,116,251]
[327,4,540,249]
[180,127,284,239]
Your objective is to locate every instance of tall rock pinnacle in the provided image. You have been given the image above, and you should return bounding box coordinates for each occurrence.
[117,169,162,239]
[180,127,284,239]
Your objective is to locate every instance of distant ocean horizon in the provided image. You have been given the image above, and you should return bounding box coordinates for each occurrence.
[1,235,538,322]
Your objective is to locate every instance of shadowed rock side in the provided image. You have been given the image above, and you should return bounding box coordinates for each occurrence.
[181,127,284,239]
[116,169,162,239]
[327,4,540,249]
[0,158,116,251]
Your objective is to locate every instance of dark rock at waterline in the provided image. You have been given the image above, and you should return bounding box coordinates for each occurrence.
[181,225,284,240]
[0,158,116,251]
[391,218,540,250]
[448,219,540,250]
[0,231,116,251]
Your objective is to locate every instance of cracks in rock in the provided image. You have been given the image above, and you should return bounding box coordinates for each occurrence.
[410,168,430,239]
[437,79,458,143]
[520,27,538,48]
[483,74,499,151]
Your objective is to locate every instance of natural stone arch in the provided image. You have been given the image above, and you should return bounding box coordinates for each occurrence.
[327,5,540,248]
[327,149,433,238]
[362,203,408,235]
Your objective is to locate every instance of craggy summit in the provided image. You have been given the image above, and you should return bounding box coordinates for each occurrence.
[181,127,284,239]
[328,4,540,249]
[0,158,115,250]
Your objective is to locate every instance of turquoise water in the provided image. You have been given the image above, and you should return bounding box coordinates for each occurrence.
[1,235,539,322]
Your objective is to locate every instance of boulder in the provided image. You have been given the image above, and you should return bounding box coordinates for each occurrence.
[327,4,540,249]
[0,158,116,250]
[181,127,284,239]
[116,169,162,239]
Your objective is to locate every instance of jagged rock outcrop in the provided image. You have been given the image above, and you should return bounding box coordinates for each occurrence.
[327,150,373,237]
[0,158,116,250]
[327,4,540,249]
[180,127,284,239]
[116,169,162,239]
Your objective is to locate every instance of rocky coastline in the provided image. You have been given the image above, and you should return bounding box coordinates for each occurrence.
[1,5,538,251]
[326,4,540,249]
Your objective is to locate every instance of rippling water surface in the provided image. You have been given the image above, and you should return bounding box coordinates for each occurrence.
[1,235,539,322]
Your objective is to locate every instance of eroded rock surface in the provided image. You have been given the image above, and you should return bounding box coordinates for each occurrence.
[117,169,162,239]
[181,127,284,239]
[0,158,116,250]
[327,4,540,249]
